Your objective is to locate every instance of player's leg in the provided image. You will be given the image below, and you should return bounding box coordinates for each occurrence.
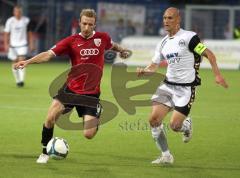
[14,46,28,87]
[170,86,195,143]
[169,110,192,143]
[170,110,187,131]
[83,115,100,139]
[15,56,26,87]
[9,46,28,87]
[37,99,65,163]
[150,102,174,164]
[8,47,21,86]
[150,84,174,164]
[76,103,102,139]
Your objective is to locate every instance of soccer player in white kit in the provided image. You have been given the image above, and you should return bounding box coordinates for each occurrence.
[4,5,34,87]
[137,7,228,164]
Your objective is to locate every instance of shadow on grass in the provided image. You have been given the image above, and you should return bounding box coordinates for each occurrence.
[159,164,240,171]
[70,151,240,172]
[0,153,36,159]
[1,152,239,173]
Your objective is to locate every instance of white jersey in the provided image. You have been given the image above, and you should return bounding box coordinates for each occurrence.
[152,28,202,85]
[4,16,30,47]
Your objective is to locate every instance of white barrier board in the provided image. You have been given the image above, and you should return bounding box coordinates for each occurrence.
[116,36,240,69]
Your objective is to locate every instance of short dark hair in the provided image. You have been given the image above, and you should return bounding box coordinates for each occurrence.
[80,9,97,21]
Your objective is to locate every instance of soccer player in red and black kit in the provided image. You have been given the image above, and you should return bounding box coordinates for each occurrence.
[14,9,132,163]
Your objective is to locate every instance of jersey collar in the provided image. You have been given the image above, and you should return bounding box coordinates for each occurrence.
[168,28,183,39]
[79,31,96,39]
[14,16,23,21]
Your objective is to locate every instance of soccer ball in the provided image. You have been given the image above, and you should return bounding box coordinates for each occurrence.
[46,137,69,160]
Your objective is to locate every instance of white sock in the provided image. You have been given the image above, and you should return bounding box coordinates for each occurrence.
[162,150,171,157]
[18,68,25,82]
[151,124,169,154]
[12,68,20,83]
[180,118,190,132]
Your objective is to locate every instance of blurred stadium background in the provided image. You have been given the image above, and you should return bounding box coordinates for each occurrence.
[0,0,240,68]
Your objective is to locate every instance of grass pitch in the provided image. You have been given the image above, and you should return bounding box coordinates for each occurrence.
[0,61,239,178]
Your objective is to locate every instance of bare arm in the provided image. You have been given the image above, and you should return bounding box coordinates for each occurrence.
[136,62,159,77]
[202,48,228,88]
[3,32,10,52]
[111,42,132,59]
[14,50,55,69]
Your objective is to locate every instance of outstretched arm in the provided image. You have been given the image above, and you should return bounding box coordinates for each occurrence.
[202,48,228,88]
[136,62,159,77]
[111,42,132,59]
[14,50,55,69]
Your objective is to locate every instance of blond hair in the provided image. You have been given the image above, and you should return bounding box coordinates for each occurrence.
[80,9,97,21]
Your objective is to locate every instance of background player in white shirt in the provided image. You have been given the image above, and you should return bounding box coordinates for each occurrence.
[137,7,228,164]
[4,5,34,87]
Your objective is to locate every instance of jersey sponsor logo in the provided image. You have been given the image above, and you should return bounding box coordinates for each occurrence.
[14,27,23,31]
[166,52,181,64]
[94,38,101,47]
[81,57,90,60]
[80,48,99,56]
[77,44,84,47]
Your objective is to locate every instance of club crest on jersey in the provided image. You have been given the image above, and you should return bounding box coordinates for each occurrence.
[178,39,185,47]
[94,38,101,47]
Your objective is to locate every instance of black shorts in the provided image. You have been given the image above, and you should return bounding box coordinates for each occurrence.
[54,85,102,118]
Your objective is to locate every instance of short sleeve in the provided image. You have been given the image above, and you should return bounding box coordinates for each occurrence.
[51,36,72,56]
[188,35,207,55]
[104,33,113,50]
[152,42,164,64]
[4,19,11,33]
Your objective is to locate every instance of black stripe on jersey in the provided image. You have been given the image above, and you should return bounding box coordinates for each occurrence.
[192,51,201,86]
[189,35,202,86]
[188,35,201,52]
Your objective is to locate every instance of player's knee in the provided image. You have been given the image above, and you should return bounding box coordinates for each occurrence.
[83,130,96,139]
[149,115,161,127]
[169,121,181,132]
[46,113,58,127]
[47,113,56,122]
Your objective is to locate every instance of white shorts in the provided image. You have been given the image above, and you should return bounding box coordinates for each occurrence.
[151,83,196,116]
[8,46,28,61]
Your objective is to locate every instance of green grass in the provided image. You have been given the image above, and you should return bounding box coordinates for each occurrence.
[0,61,239,178]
